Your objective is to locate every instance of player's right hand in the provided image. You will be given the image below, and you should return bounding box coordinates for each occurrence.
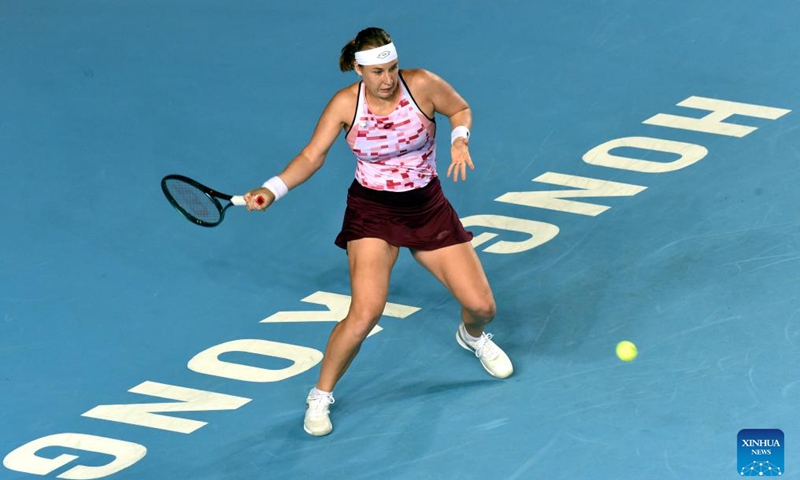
[244,188,274,211]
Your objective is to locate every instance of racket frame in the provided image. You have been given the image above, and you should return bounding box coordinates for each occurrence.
[161,174,240,227]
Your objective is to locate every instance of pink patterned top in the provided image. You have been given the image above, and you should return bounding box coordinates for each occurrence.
[345,73,437,192]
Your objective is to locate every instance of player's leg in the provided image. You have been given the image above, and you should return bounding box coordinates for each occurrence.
[318,237,399,389]
[411,241,513,378]
[305,237,399,436]
[411,241,495,334]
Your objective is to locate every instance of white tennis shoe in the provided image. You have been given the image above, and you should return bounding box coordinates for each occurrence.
[304,389,334,437]
[456,323,514,379]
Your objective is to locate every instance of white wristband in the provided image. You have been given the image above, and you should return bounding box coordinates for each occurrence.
[451,126,470,145]
[262,176,289,201]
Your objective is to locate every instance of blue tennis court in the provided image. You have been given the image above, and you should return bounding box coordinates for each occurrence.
[2,1,798,479]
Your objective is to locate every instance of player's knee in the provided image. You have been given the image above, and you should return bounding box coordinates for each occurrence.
[468,298,496,323]
[342,308,382,339]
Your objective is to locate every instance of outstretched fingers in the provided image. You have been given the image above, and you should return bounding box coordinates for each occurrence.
[447,141,474,182]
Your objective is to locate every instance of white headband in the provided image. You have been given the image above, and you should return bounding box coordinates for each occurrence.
[354,42,398,66]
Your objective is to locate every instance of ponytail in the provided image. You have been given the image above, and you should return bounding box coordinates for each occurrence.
[339,38,358,72]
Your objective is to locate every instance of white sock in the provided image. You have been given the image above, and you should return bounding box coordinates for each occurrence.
[312,387,332,397]
[461,324,483,342]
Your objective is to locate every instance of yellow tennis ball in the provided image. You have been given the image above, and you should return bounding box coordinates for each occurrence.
[616,341,638,362]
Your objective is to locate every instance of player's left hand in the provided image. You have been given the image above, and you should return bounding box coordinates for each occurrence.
[446,138,474,182]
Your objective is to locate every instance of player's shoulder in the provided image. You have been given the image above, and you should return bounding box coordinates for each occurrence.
[325,81,359,115]
[332,80,360,99]
[401,68,439,83]
[401,68,447,92]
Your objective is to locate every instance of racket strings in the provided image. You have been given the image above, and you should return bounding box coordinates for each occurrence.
[164,179,221,224]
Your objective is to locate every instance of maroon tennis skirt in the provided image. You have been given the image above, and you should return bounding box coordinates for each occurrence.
[334,177,473,251]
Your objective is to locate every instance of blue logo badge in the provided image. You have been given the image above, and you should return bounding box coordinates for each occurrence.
[738,429,784,476]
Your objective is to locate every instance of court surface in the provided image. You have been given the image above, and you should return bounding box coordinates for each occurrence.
[2,1,799,479]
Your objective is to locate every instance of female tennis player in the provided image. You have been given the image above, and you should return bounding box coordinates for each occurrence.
[244,27,513,437]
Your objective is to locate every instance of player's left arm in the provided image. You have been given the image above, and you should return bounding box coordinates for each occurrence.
[422,69,474,182]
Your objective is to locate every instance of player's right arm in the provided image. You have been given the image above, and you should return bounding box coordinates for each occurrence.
[244,86,356,211]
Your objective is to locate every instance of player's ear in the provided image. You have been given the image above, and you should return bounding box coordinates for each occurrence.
[354,63,362,77]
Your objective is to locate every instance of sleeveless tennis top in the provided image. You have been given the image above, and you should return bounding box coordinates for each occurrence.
[345,73,437,192]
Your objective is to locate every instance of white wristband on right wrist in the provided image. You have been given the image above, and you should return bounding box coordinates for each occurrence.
[451,126,470,145]
[262,176,289,201]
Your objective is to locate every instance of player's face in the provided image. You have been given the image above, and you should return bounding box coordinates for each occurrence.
[357,60,399,100]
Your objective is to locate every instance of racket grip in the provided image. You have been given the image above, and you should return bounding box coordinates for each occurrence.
[231,195,265,207]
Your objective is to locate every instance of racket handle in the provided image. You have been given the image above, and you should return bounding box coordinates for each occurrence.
[231,195,265,207]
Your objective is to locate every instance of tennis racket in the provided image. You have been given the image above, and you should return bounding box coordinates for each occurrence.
[161,174,264,227]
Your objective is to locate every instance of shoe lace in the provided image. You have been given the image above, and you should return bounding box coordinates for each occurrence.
[473,333,500,360]
[307,394,334,417]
